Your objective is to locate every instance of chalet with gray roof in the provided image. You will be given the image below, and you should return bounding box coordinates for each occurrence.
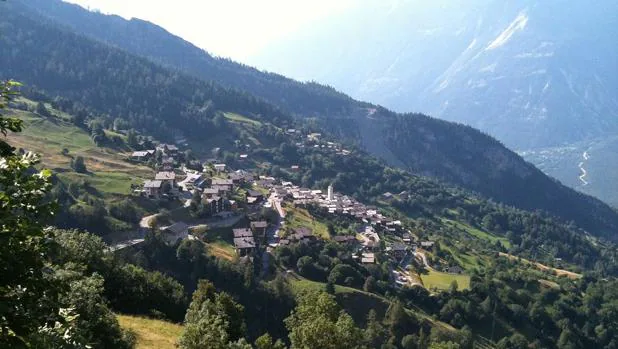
[205,196,224,215]
[361,252,376,264]
[162,222,189,245]
[390,243,407,259]
[250,221,268,237]
[333,235,356,244]
[291,227,315,242]
[214,163,227,172]
[143,180,162,197]
[234,236,256,256]
[233,228,254,238]
[447,266,464,274]
[202,188,219,198]
[420,241,435,248]
[131,150,154,161]
[157,143,179,155]
[155,171,176,186]
[211,178,234,191]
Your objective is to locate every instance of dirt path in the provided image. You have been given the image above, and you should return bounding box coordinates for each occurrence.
[140,214,157,229]
[499,252,582,279]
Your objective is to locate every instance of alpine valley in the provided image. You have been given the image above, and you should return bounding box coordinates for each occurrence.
[0,1,617,349]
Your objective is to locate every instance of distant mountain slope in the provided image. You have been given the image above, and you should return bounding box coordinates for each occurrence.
[2,0,618,238]
[248,0,618,210]
[251,0,618,150]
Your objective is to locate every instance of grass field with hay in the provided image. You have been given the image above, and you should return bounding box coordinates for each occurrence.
[117,315,183,349]
[420,270,471,291]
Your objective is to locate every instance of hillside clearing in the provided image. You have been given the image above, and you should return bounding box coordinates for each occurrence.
[441,218,511,248]
[420,270,471,291]
[284,204,330,239]
[499,252,582,279]
[6,109,152,195]
[206,241,236,261]
[223,112,262,126]
[117,315,183,349]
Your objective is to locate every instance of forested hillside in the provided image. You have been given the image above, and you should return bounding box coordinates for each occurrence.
[3,0,618,239]
[22,0,357,118]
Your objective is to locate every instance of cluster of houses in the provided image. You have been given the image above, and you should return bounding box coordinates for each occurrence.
[256,180,434,266]
[131,141,442,280]
[232,220,268,256]
[285,129,352,157]
[134,144,182,198]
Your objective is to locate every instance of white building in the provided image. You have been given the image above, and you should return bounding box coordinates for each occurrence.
[327,184,334,201]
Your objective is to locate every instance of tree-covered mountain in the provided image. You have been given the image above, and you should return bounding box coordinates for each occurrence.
[21,0,357,118]
[2,0,617,239]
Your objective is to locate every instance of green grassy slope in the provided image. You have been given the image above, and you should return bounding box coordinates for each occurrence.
[117,315,183,349]
[6,107,152,196]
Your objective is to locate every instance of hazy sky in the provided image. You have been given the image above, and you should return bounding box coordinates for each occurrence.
[63,0,355,61]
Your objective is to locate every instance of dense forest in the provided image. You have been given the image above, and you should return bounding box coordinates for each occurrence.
[23,0,358,118]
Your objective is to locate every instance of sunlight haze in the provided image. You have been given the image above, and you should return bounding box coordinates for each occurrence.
[63,0,354,60]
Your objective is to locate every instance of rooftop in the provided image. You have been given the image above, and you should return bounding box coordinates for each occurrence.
[144,180,162,189]
[233,228,253,238]
[164,222,189,235]
[250,221,268,229]
[212,178,234,186]
[132,150,152,157]
[234,237,256,249]
[155,171,176,181]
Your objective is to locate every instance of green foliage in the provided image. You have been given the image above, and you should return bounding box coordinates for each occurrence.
[105,264,188,321]
[55,271,132,349]
[179,280,248,349]
[365,310,387,348]
[0,80,23,156]
[70,155,87,173]
[284,291,366,349]
[428,342,460,349]
[327,264,363,288]
[0,79,72,347]
[255,333,286,349]
[108,199,140,223]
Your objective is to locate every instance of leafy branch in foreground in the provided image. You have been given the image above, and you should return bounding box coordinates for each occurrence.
[0,80,23,157]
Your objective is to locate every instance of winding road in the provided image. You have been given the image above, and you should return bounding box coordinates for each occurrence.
[578,151,590,186]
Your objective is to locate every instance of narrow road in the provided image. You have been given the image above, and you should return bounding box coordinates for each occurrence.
[269,194,286,218]
[140,214,157,229]
[415,250,432,270]
[108,238,145,252]
[578,151,590,186]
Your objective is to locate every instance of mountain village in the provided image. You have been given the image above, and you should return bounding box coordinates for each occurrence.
[115,131,451,291]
